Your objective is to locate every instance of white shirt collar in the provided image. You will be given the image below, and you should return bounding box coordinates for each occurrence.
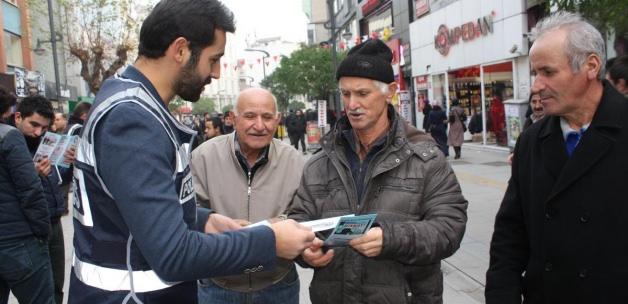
[559,117,590,141]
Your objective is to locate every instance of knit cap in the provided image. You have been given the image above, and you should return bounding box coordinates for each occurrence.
[336,39,394,83]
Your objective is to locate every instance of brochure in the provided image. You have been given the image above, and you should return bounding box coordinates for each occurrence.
[322,214,377,247]
[245,214,377,247]
[33,131,78,168]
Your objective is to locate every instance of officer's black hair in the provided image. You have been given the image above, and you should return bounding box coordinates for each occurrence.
[138,0,235,67]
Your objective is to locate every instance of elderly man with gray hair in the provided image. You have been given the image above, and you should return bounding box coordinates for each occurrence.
[191,88,306,303]
[486,11,628,304]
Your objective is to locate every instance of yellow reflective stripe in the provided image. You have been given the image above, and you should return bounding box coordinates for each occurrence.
[73,254,180,292]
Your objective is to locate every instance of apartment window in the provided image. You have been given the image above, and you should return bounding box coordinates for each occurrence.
[4,31,24,67]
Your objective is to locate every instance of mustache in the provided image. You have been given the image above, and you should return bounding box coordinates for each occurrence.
[348,109,365,115]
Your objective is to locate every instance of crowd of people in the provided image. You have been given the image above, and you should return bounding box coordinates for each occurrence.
[0,0,627,303]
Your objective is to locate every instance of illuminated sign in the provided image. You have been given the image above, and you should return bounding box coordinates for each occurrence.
[434,13,494,56]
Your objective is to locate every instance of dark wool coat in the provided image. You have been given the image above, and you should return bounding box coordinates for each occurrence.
[486,81,628,304]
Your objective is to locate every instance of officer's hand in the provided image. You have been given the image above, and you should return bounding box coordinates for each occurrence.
[205,213,242,234]
[233,219,252,227]
[271,219,315,259]
[349,227,383,257]
[35,157,52,177]
[302,238,334,267]
[63,147,76,165]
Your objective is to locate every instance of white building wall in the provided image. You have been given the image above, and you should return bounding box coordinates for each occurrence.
[410,0,527,76]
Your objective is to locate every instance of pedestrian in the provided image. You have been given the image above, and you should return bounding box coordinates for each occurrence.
[289,39,468,304]
[486,12,628,303]
[428,102,449,156]
[489,84,507,146]
[52,113,67,134]
[223,110,235,134]
[12,96,74,304]
[65,102,91,136]
[204,116,223,140]
[288,109,306,153]
[421,95,432,131]
[607,55,628,96]
[67,1,315,303]
[192,88,305,304]
[0,87,55,304]
[447,99,466,159]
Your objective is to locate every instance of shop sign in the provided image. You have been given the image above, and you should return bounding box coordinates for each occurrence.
[434,13,495,56]
[398,90,412,122]
[14,68,45,97]
[415,0,429,18]
[415,76,429,90]
[317,100,327,128]
[361,0,383,16]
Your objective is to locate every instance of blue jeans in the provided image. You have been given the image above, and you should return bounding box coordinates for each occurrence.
[0,236,54,304]
[198,268,299,304]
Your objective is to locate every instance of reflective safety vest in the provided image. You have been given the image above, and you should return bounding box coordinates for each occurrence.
[70,73,197,302]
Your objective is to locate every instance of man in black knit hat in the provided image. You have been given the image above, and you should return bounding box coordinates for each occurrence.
[288,39,468,304]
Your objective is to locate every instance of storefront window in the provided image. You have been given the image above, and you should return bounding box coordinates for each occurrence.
[482,62,514,147]
[447,66,481,117]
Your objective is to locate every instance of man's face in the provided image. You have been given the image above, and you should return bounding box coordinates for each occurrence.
[54,113,67,131]
[296,110,302,116]
[530,29,596,116]
[205,121,220,139]
[234,91,279,152]
[529,94,544,117]
[339,77,394,133]
[174,29,226,102]
[15,112,50,138]
[224,115,233,127]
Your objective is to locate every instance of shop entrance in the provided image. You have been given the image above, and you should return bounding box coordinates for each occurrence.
[481,61,514,147]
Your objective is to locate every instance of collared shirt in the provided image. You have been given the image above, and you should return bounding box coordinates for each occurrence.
[559,117,590,141]
[233,132,269,180]
[342,129,389,205]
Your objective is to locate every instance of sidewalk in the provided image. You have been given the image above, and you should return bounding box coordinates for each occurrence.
[10,144,509,304]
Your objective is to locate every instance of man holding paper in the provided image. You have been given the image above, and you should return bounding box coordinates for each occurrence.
[191,88,305,303]
[13,95,75,303]
[289,39,468,304]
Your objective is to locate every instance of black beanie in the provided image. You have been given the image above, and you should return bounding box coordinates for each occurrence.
[336,39,394,83]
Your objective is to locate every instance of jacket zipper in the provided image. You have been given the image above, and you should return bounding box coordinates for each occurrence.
[247,170,253,291]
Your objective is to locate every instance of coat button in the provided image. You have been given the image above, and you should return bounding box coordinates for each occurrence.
[244,268,251,274]
[257,265,264,271]
[395,159,400,163]
[422,153,428,157]
[544,262,553,272]
[579,215,589,223]
[578,269,588,278]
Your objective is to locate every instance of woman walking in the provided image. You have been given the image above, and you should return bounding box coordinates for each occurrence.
[448,99,466,159]
[428,103,449,157]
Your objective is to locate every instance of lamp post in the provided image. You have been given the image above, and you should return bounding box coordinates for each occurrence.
[244,48,270,82]
[41,0,62,101]
[326,0,342,119]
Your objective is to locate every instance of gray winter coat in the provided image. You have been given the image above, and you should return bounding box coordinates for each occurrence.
[289,108,468,304]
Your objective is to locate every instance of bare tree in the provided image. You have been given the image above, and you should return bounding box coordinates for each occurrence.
[60,0,150,94]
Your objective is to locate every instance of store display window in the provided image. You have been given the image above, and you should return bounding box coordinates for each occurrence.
[482,61,514,146]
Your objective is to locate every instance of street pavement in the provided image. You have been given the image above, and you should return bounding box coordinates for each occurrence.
[10,143,510,304]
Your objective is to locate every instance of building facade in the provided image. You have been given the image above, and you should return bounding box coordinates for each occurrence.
[409,0,547,148]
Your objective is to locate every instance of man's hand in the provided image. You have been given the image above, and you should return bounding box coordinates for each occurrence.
[302,238,334,267]
[271,219,315,259]
[35,157,51,177]
[349,227,383,257]
[63,148,76,165]
[204,213,242,234]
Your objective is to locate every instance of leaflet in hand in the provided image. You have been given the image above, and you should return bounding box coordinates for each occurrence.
[321,214,377,247]
[33,131,78,168]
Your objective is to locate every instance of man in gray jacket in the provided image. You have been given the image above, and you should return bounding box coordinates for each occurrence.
[191,88,305,303]
[288,39,468,304]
